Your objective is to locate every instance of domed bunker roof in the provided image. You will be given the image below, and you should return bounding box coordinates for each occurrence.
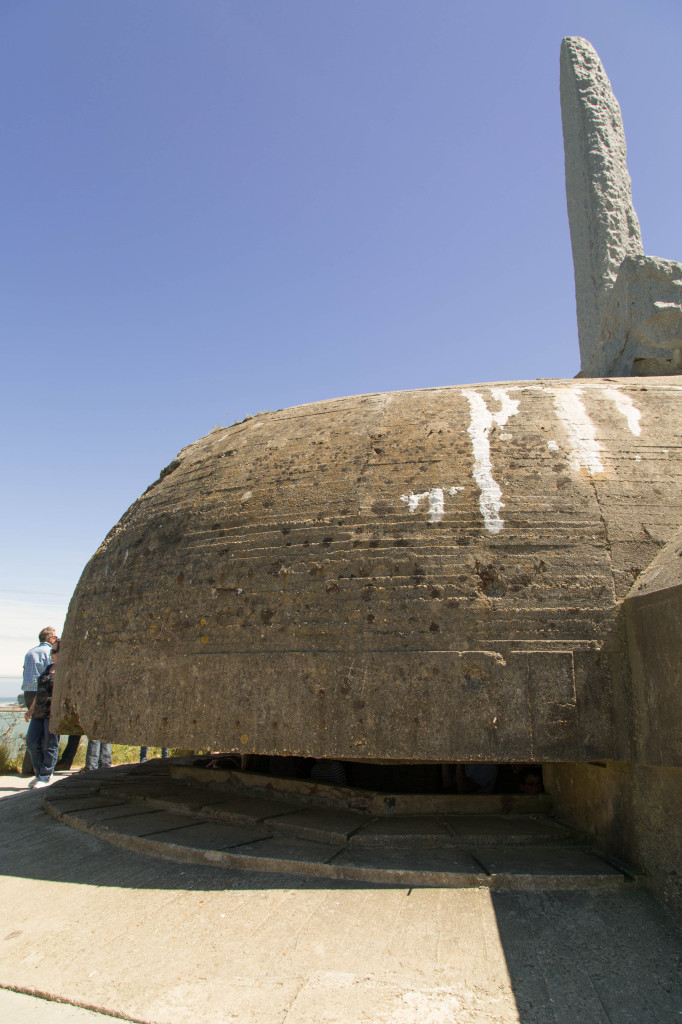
[54,378,682,763]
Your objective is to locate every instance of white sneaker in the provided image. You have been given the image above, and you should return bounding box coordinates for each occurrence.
[32,779,50,789]
[27,777,38,788]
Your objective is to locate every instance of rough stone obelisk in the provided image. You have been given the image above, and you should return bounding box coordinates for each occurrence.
[560,37,643,375]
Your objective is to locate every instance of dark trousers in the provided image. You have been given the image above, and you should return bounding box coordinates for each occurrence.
[26,718,60,781]
[57,735,81,768]
[140,746,169,762]
[21,690,38,775]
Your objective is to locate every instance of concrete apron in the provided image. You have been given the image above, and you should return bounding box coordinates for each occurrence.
[42,760,632,890]
[1,771,681,1024]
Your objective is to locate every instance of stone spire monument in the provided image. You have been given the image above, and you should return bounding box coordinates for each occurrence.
[561,36,682,377]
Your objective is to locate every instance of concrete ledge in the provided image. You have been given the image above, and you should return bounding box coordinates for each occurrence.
[43,766,630,891]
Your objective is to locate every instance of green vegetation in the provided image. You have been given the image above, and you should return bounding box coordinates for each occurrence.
[0,739,192,775]
[65,743,184,769]
[0,741,21,774]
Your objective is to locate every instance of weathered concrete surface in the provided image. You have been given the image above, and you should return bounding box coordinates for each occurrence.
[545,761,682,922]
[1,777,681,1024]
[0,989,126,1024]
[560,36,642,373]
[600,255,682,377]
[541,530,681,915]
[54,379,682,763]
[625,526,682,767]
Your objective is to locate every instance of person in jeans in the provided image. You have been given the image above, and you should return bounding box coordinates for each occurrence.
[25,639,61,789]
[84,738,113,770]
[20,626,58,775]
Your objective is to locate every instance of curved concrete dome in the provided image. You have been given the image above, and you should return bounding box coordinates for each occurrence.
[54,378,682,762]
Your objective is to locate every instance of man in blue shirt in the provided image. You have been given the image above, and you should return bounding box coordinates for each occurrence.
[22,627,58,707]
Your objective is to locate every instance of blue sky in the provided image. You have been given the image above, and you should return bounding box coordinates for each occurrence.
[2,0,682,682]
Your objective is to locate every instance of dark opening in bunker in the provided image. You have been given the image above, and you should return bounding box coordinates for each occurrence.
[194,755,544,796]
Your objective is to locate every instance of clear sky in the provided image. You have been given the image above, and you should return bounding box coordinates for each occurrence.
[2,0,682,684]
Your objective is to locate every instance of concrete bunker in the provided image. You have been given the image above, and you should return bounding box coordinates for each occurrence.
[51,380,682,908]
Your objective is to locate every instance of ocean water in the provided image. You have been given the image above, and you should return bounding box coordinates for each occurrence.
[0,677,22,704]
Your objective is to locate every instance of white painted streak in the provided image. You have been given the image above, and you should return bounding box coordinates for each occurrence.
[427,488,445,523]
[549,388,604,474]
[400,487,445,523]
[489,386,521,429]
[463,388,520,534]
[401,491,428,514]
[601,387,642,436]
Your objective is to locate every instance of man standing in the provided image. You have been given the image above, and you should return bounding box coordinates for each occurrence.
[25,638,61,788]
[21,627,58,774]
[22,627,58,706]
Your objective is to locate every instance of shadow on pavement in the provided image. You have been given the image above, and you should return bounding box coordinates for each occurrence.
[0,784,377,892]
[491,889,682,1024]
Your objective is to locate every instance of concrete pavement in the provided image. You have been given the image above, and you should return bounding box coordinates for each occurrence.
[0,988,130,1024]
[1,772,681,1024]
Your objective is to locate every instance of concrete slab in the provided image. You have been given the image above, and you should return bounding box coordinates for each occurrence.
[48,779,104,794]
[141,820,273,851]
[234,834,345,865]
[263,806,370,843]
[199,793,298,824]
[331,844,487,886]
[62,801,159,823]
[442,813,576,843]
[81,809,206,837]
[83,773,299,826]
[350,814,453,846]
[474,846,625,888]
[43,795,129,814]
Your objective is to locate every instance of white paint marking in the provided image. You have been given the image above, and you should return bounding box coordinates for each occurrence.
[400,487,446,523]
[549,388,604,475]
[601,387,642,436]
[427,488,445,522]
[401,491,428,514]
[463,388,520,533]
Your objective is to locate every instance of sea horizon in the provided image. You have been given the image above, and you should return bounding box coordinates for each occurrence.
[0,677,22,703]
